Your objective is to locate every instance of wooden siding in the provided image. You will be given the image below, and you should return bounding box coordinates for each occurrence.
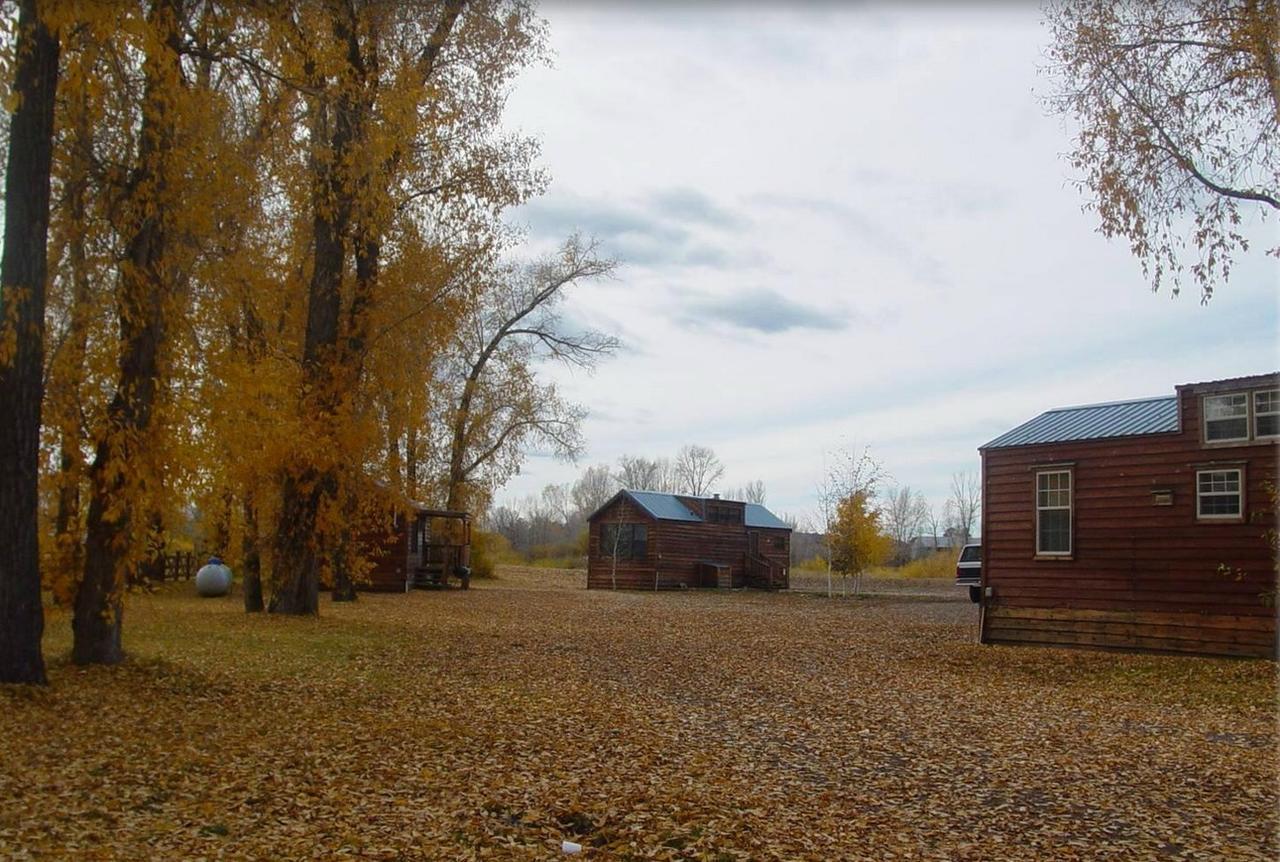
[981,377,1279,658]
[586,496,791,591]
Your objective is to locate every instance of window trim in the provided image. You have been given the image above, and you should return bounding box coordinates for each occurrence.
[1034,467,1073,557]
[1254,389,1279,440]
[1202,392,1250,444]
[1195,467,1245,522]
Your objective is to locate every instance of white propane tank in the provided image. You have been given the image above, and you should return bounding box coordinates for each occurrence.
[195,557,233,597]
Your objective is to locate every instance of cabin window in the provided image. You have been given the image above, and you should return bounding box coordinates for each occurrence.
[1035,469,1072,555]
[600,523,648,560]
[1196,469,1243,520]
[1255,390,1279,439]
[1204,393,1249,442]
[410,518,420,553]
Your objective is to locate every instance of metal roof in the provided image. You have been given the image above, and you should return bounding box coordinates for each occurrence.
[625,490,700,522]
[604,490,792,530]
[744,503,790,529]
[982,396,1179,449]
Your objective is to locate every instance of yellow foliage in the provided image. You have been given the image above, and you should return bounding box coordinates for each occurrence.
[828,490,893,575]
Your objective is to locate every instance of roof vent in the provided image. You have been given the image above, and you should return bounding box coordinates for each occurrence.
[712,493,720,499]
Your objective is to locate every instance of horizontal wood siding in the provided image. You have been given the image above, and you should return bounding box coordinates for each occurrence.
[981,378,1279,658]
[586,496,793,591]
[587,498,661,590]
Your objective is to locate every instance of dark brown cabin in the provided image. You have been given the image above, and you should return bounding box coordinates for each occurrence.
[979,372,1278,658]
[586,490,792,590]
[363,503,472,591]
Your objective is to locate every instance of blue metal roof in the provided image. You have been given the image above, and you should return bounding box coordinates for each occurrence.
[611,490,792,529]
[744,503,790,529]
[625,490,700,522]
[982,396,1179,449]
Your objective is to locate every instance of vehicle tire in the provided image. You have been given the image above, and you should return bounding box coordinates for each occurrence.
[968,585,981,604]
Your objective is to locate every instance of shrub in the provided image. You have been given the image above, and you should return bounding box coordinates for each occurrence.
[470,530,517,579]
[892,551,957,579]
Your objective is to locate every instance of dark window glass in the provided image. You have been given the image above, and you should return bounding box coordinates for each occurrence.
[1038,510,1071,553]
[959,545,981,563]
[601,523,647,561]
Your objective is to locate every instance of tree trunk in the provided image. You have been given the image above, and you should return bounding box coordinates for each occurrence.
[270,41,357,616]
[0,0,59,685]
[331,528,356,602]
[242,494,263,612]
[73,0,180,665]
[405,424,418,498]
[51,95,93,603]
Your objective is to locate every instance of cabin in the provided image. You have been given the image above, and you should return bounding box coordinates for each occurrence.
[979,372,1278,658]
[362,502,472,591]
[586,490,792,590]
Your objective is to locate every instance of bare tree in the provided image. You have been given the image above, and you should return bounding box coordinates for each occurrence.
[947,471,981,545]
[541,482,573,526]
[725,479,767,504]
[615,454,664,491]
[674,444,724,497]
[1042,0,1278,300]
[442,236,619,510]
[571,463,618,519]
[923,503,945,558]
[883,485,929,565]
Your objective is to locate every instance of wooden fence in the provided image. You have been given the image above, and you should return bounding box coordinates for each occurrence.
[159,551,200,582]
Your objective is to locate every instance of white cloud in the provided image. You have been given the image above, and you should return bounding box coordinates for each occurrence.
[495,3,1280,523]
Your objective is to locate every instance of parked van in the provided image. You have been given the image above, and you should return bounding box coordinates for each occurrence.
[956,542,981,603]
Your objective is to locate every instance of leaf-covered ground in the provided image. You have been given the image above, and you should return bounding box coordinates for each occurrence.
[2,567,1275,860]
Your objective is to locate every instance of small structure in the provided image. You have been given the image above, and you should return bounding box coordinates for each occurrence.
[363,502,472,591]
[586,490,792,590]
[979,372,1278,658]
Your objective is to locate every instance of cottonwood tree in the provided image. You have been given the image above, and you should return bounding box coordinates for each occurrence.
[73,0,200,664]
[947,471,981,545]
[1043,0,1279,300]
[0,0,60,684]
[675,444,724,496]
[883,485,929,564]
[441,236,618,512]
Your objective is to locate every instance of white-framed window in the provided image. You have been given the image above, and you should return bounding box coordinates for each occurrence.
[1254,390,1279,439]
[1203,393,1249,442]
[1035,469,1072,555]
[1196,469,1243,520]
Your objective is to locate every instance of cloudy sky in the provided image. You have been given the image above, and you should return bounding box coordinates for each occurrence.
[495,2,1279,524]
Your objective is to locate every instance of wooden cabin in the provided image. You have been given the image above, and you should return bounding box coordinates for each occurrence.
[979,372,1278,658]
[586,490,792,590]
[362,503,472,591]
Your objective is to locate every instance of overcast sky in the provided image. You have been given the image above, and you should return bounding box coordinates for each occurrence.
[495,2,1279,525]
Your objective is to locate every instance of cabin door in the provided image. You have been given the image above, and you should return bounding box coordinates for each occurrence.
[748,531,760,556]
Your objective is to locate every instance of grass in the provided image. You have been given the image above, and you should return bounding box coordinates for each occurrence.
[2,565,1275,860]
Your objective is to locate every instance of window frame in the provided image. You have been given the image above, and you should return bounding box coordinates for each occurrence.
[1034,467,1073,557]
[1195,467,1245,522]
[1202,392,1250,444]
[1254,389,1279,440]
